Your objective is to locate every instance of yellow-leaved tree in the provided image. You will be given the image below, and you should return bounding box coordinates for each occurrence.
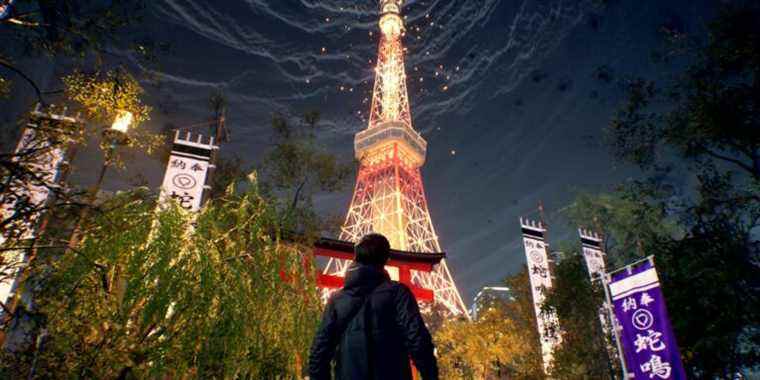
[62,69,164,166]
[435,267,544,380]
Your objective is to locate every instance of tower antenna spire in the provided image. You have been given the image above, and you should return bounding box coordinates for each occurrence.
[323,0,468,317]
[369,0,412,130]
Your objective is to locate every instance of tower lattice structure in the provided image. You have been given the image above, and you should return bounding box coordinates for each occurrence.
[323,0,468,316]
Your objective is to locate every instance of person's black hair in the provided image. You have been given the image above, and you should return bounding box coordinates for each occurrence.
[355,233,390,266]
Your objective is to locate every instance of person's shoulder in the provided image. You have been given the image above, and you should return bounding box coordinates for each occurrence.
[328,288,349,303]
[323,289,348,310]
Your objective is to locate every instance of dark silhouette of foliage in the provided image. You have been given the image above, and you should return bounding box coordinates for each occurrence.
[547,5,760,377]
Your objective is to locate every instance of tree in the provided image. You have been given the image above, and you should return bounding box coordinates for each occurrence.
[0,0,160,284]
[0,105,83,241]
[262,111,352,236]
[1,0,163,247]
[562,187,679,268]
[558,181,759,377]
[1,0,165,249]
[61,68,162,166]
[609,3,760,181]
[543,250,618,379]
[0,178,323,379]
[1,67,158,244]
[598,3,760,377]
[655,211,759,377]
[207,155,246,201]
[434,267,543,379]
[0,68,158,322]
[1,0,160,104]
[1,98,353,377]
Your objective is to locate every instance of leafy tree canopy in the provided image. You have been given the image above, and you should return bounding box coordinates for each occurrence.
[435,267,543,380]
[2,177,322,379]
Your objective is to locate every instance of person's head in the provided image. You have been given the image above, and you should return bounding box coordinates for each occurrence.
[355,233,391,267]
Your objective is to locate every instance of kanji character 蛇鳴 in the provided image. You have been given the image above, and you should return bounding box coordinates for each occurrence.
[634,330,666,353]
[640,354,672,379]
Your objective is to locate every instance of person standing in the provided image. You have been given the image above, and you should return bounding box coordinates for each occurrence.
[308,233,438,380]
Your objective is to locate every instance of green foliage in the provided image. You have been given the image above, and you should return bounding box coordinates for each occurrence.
[1,0,163,103]
[555,179,759,377]
[265,112,351,194]
[62,69,151,127]
[62,68,163,167]
[544,254,617,379]
[207,155,247,200]
[435,267,543,379]
[554,186,760,377]
[569,4,760,376]
[564,186,680,268]
[654,219,759,376]
[2,179,322,378]
[263,112,352,234]
[608,4,760,180]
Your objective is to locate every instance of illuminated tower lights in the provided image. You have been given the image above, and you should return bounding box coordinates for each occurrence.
[323,0,468,316]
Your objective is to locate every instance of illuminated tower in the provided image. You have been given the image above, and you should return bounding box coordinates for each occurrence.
[324,0,468,316]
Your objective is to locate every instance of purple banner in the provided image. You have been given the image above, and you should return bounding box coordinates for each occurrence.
[609,260,686,379]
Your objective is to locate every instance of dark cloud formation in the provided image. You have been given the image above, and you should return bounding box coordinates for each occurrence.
[1,0,716,304]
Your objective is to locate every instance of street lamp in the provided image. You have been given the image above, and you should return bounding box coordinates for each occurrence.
[110,109,133,133]
[104,109,132,143]
[66,110,133,250]
[97,109,133,196]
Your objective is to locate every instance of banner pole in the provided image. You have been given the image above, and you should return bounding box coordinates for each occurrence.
[606,255,654,277]
[603,273,629,379]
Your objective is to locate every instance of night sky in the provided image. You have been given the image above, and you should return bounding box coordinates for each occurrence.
[2,0,717,303]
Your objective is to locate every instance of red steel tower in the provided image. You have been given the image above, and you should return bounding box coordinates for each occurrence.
[323,0,468,316]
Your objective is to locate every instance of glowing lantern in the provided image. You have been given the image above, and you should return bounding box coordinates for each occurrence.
[110,110,133,134]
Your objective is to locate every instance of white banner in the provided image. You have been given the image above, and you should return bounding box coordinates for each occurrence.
[578,228,618,362]
[579,228,606,281]
[1,107,79,313]
[159,131,216,212]
[520,218,560,373]
[1,128,63,240]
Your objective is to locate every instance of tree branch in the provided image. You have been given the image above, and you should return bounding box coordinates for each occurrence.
[701,146,757,178]
[290,178,307,213]
[0,58,44,104]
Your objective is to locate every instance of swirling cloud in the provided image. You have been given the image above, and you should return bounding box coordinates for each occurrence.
[148,0,595,136]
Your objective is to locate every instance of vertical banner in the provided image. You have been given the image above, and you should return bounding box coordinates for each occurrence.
[0,106,80,313]
[520,218,561,373]
[609,259,686,379]
[159,131,217,212]
[579,228,606,281]
[578,229,621,367]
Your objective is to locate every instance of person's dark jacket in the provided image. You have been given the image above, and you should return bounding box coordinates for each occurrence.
[308,263,438,380]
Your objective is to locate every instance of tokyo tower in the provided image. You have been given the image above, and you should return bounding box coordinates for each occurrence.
[323,0,468,316]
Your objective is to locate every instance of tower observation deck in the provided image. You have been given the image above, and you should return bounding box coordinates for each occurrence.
[323,0,468,316]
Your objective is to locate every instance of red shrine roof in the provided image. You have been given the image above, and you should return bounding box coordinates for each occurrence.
[313,237,442,302]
